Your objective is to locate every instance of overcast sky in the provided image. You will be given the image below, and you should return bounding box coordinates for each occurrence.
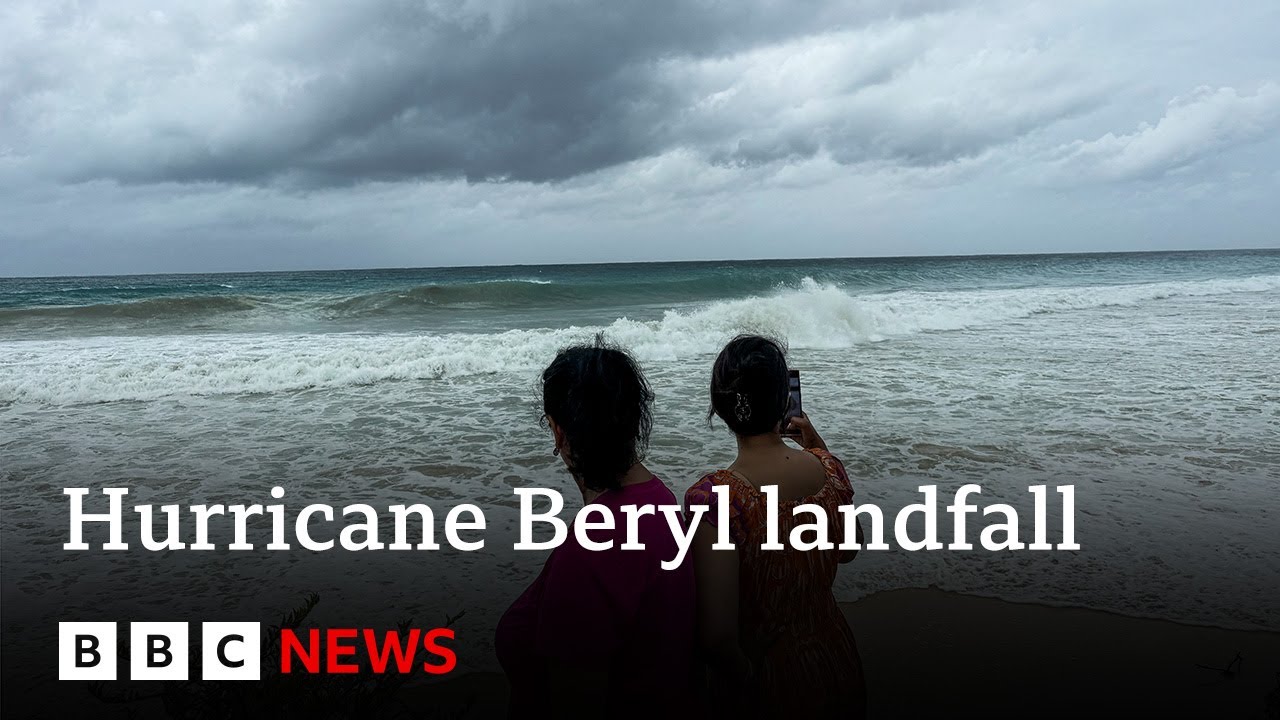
[1,0,1278,276]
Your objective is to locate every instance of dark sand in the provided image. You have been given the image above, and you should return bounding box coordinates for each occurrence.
[409,587,1280,718]
[845,588,1280,718]
[54,588,1277,717]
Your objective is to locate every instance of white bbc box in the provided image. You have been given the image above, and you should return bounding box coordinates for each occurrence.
[59,622,117,680]
[202,622,262,680]
[130,621,189,680]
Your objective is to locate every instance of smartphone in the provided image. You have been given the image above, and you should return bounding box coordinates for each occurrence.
[782,370,802,437]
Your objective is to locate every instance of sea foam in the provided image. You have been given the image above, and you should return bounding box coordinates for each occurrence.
[2,274,1277,405]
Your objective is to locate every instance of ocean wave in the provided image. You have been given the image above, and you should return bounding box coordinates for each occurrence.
[2,274,1278,404]
[319,280,574,316]
[611,273,1280,349]
[2,279,569,324]
[479,277,553,285]
[1,275,736,323]
[317,266,1275,324]
[316,276,743,317]
[0,294,262,322]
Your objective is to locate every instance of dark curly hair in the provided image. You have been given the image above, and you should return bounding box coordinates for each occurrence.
[708,334,790,437]
[541,337,654,493]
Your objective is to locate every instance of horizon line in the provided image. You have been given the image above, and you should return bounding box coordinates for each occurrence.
[4,245,1278,281]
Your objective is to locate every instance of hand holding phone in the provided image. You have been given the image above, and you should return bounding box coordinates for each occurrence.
[781,370,828,450]
[781,370,802,438]
[784,413,827,452]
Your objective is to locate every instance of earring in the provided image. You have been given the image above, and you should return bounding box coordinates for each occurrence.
[553,446,561,456]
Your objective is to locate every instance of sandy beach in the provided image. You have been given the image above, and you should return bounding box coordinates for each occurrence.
[403,587,1280,718]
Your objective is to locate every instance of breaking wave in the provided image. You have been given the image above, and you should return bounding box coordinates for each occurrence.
[319,280,577,316]
[3,274,1277,404]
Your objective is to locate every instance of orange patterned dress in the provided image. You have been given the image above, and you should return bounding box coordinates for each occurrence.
[684,449,866,717]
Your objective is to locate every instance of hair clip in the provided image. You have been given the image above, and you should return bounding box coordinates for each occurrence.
[734,392,752,423]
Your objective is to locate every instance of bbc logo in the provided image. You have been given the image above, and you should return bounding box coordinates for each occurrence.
[59,622,261,681]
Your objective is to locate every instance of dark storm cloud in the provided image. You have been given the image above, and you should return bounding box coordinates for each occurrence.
[2,0,1279,276]
[5,0,972,186]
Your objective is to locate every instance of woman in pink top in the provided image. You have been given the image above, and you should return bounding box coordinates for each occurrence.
[496,340,695,717]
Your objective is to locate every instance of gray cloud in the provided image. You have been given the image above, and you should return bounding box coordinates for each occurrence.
[1,0,1278,275]
[1051,84,1280,183]
[3,0,967,186]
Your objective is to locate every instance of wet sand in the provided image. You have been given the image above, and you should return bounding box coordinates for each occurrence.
[844,587,1280,717]
[59,587,1276,717]
[407,587,1280,718]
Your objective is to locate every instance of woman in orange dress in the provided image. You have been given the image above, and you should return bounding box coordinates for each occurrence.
[685,335,866,717]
